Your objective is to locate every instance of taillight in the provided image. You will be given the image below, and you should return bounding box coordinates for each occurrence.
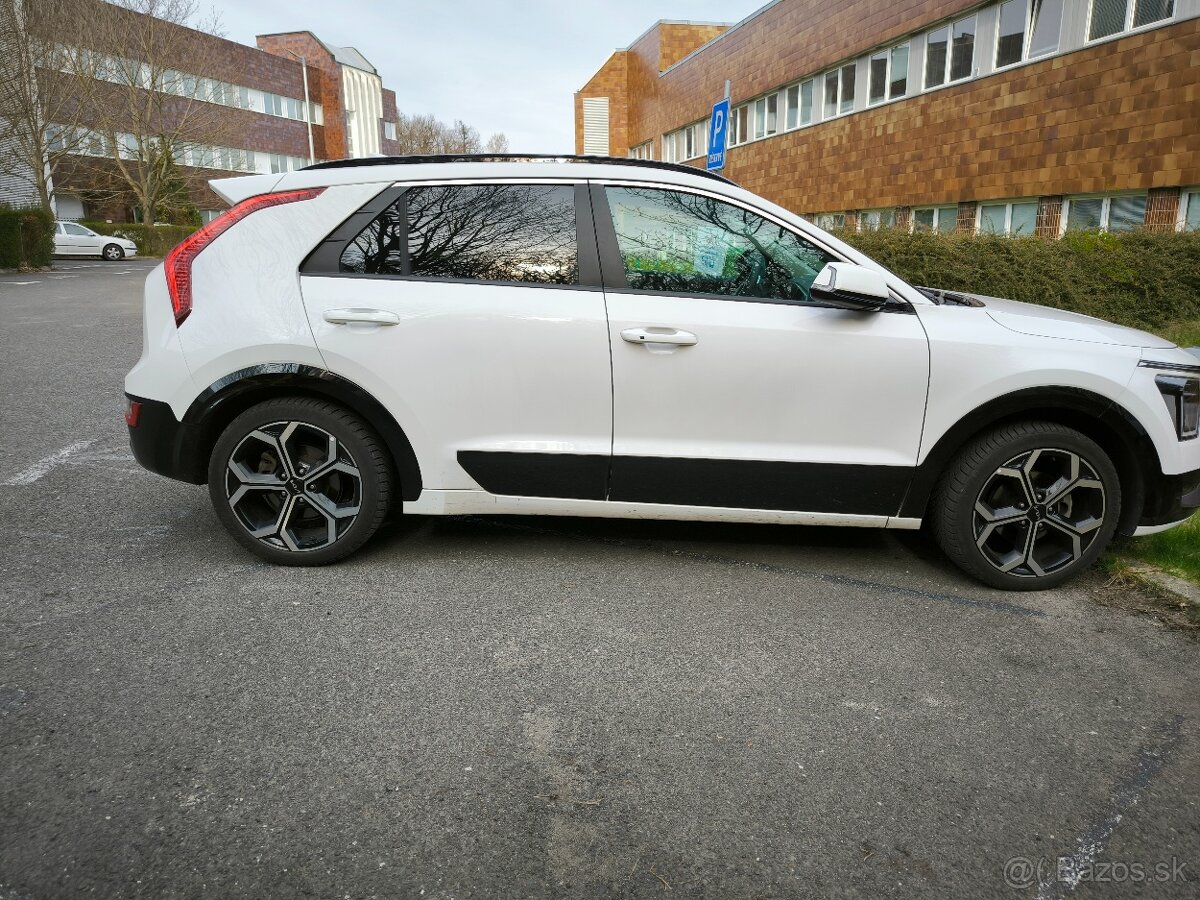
[164,187,326,326]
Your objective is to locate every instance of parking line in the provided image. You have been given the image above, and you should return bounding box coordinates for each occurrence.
[1,440,96,486]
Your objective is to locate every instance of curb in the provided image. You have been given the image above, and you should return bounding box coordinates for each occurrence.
[1120,561,1200,607]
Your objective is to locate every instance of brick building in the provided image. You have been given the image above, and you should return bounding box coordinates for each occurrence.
[48,0,402,222]
[575,0,1200,235]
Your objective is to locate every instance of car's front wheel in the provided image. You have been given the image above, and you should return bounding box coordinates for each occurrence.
[207,398,394,565]
[102,243,125,261]
[931,421,1121,590]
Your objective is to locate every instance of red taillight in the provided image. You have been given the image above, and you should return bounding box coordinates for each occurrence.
[165,187,326,327]
[125,398,141,427]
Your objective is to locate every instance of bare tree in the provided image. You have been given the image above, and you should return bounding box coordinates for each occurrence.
[393,111,506,156]
[444,120,481,154]
[0,0,98,211]
[52,0,234,225]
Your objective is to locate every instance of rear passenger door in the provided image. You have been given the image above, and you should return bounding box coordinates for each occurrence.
[299,181,614,500]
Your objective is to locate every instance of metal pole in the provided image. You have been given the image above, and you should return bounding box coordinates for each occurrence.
[299,56,315,165]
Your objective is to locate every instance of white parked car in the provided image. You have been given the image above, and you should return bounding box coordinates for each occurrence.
[54,221,138,260]
[123,156,1200,589]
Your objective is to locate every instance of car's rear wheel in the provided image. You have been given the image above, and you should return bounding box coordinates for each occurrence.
[931,421,1120,590]
[207,398,393,565]
[102,243,125,261]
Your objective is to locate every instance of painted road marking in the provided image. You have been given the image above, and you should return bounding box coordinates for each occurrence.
[1,440,97,486]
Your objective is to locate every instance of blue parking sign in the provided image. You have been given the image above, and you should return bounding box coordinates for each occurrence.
[707,98,730,171]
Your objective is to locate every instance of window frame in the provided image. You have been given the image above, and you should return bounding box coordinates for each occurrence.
[590,178,870,309]
[1179,188,1200,231]
[975,199,1040,236]
[823,63,857,119]
[1086,0,1175,44]
[302,179,601,291]
[911,206,959,233]
[995,0,1065,70]
[628,141,653,161]
[1059,192,1149,235]
[924,14,976,90]
[868,43,910,106]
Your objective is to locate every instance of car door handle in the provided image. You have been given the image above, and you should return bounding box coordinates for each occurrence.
[621,327,698,346]
[323,308,400,326]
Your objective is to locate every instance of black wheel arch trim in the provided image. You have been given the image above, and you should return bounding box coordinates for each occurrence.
[181,363,422,500]
[900,385,1161,535]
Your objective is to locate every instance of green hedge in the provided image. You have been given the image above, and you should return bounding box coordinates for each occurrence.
[835,229,1200,332]
[0,206,55,269]
[79,221,198,257]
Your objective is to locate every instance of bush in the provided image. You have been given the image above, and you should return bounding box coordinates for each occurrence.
[835,229,1200,332]
[0,206,55,269]
[79,221,198,257]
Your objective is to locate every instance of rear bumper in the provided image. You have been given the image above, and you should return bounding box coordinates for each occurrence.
[126,394,205,484]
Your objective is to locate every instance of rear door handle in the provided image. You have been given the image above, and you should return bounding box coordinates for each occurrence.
[621,327,698,346]
[323,308,400,326]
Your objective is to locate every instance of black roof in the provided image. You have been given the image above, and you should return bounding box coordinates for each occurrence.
[302,153,735,185]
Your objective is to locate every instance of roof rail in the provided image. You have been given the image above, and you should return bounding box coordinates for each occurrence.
[301,153,735,185]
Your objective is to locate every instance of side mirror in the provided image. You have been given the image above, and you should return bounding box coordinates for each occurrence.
[810,263,890,311]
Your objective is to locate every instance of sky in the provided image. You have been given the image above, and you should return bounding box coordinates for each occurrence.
[209,0,766,153]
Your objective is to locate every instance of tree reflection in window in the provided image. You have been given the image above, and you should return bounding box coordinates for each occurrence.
[340,202,404,274]
[340,184,578,285]
[605,187,834,302]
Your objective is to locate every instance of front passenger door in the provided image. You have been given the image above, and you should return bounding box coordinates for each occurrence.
[596,183,930,519]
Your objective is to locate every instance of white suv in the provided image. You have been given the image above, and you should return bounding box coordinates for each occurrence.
[124,156,1200,590]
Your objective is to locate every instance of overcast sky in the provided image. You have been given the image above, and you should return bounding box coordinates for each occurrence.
[209,0,766,152]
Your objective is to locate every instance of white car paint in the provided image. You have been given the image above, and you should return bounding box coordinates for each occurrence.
[123,158,1200,575]
[53,221,138,259]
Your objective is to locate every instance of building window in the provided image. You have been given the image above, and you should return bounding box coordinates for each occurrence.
[731,104,749,145]
[1063,194,1148,232]
[663,121,706,162]
[383,121,397,141]
[785,80,814,129]
[1181,190,1200,231]
[869,44,910,104]
[997,0,1065,68]
[913,206,959,233]
[814,213,846,231]
[1088,0,1174,41]
[978,200,1039,235]
[925,15,976,89]
[629,141,653,160]
[859,208,897,231]
[823,63,856,118]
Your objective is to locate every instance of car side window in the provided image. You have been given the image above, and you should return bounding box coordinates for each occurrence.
[63,223,90,236]
[340,184,579,285]
[604,186,835,302]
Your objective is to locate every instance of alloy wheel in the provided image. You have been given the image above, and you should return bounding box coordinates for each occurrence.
[224,420,362,552]
[103,245,123,260]
[972,447,1106,578]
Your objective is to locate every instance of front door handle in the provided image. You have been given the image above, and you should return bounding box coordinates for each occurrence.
[621,327,698,347]
[323,308,400,326]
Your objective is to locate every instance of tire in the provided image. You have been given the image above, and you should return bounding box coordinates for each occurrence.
[207,397,394,565]
[930,421,1121,591]
[102,243,125,261]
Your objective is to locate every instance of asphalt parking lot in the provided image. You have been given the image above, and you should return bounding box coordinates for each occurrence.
[1,259,1198,899]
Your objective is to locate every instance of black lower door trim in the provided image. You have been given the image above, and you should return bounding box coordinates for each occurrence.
[458,451,609,501]
[458,450,911,515]
[609,456,910,515]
